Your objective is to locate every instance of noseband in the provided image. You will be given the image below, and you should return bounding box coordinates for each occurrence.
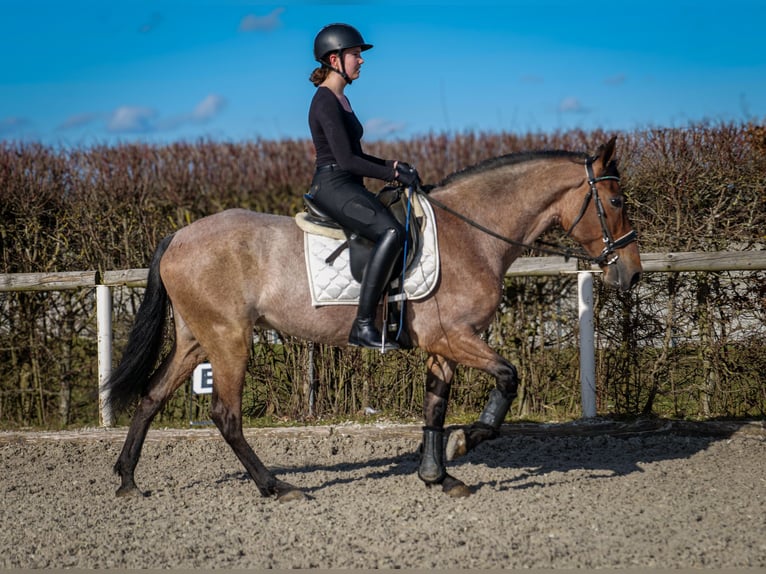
[564,158,638,266]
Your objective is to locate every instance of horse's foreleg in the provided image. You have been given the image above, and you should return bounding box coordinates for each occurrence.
[418,355,471,497]
[419,354,452,483]
[209,358,305,503]
[446,358,519,461]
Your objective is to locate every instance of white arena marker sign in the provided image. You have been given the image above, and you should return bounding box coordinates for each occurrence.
[192,363,213,395]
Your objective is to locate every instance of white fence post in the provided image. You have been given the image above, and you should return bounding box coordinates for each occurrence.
[578,271,597,418]
[97,284,114,427]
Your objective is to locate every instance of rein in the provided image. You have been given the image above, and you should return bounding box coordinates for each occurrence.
[416,157,637,266]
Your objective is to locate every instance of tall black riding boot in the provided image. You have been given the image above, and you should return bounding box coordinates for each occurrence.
[348,228,403,351]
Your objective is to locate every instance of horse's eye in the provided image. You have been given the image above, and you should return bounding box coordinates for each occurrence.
[610,197,624,209]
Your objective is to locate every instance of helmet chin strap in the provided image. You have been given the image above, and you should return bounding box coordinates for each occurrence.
[322,51,352,84]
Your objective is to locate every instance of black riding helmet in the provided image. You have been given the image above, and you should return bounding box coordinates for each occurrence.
[313,23,372,83]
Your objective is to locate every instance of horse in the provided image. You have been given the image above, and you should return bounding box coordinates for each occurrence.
[104,137,642,502]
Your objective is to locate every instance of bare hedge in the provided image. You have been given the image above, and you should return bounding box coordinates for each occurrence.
[1,123,764,427]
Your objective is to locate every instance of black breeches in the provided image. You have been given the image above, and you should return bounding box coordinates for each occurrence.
[310,171,405,245]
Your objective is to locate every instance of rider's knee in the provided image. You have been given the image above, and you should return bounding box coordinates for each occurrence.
[381,224,405,248]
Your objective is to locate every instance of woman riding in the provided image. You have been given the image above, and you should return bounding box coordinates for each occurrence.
[307,23,420,351]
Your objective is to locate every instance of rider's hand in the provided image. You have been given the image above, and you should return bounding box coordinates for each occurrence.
[395,161,420,187]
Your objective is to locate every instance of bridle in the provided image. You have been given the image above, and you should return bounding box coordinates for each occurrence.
[562,158,638,266]
[415,156,638,266]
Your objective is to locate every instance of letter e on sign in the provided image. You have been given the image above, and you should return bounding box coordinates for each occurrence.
[192,363,214,395]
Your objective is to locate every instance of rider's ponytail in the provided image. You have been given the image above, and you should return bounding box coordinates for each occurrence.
[309,66,330,87]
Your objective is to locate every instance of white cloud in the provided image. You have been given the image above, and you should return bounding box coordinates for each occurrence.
[239,7,284,32]
[558,97,589,114]
[107,106,157,133]
[65,95,226,137]
[192,94,227,122]
[0,116,29,135]
[159,94,228,130]
[521,75,545,85]
[364,117,407,138]
[604,74,626,86]
[58,112,101,131]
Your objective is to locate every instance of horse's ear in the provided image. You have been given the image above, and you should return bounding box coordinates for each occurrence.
[596,136,617,166]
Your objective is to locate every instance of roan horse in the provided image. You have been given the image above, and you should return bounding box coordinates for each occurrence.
[105,137,641,501]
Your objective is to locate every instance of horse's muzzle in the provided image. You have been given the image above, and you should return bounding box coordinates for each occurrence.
[603,258,642,292]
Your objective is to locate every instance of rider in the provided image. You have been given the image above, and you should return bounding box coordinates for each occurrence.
[307,23,420,351]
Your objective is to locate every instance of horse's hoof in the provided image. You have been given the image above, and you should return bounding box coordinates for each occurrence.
[277,488,307,503]
[273,479,306,503]
[445,428,467,461]
[115,485,145,498]
[442,474,472,498]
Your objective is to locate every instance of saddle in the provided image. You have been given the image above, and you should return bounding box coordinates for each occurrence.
[298,185,424,283]
[295,186,438,348]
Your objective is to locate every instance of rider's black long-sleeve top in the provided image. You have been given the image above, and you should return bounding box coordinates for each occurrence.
[308,86,395,181]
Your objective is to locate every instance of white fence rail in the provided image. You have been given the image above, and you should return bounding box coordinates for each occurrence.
[2,251,766,426]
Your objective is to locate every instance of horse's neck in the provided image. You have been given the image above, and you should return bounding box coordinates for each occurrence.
[442,166,565,225]
[433,164,571,269]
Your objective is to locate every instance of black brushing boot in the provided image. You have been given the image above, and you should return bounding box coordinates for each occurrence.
[348,228,402,351]
[418,426,446,484]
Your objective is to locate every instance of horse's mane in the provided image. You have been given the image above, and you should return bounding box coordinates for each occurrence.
[436,149,590,188]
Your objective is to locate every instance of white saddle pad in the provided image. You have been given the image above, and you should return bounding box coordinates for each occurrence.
[303,196,440,306]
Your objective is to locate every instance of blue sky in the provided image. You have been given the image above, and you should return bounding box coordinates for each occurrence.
[2,1,765,148]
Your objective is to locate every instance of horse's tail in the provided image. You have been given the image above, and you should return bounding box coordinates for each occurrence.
[104,233,175,414]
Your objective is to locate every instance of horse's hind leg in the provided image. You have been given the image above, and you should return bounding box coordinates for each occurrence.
[208,351,305,503]
[114,330,204,497]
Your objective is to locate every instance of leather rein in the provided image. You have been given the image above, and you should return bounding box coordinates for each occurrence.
[415,156,638,266]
